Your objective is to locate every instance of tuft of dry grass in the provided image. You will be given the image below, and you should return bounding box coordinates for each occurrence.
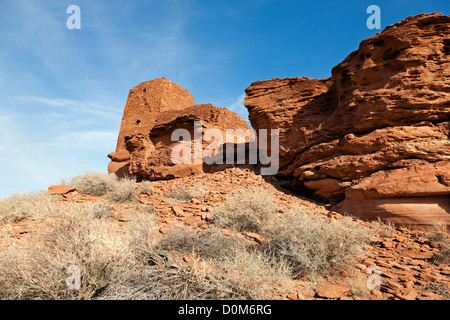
[86,201,115,219]
[264,207,373,281]
[347,268,370,298]
[0,200,159,300]
[216,249,293,299]
[136,181,154,195]
[70,172,116,196]
[370,217,396,238]
[213,186,278,233]
[164,183,209,203]
[107,176,137,203]
[70,172,137,202]
[157,228,242,260]
[0,192,61,224]
[428,220,450,264]
[155,227,293,299]
[427,220,449,243]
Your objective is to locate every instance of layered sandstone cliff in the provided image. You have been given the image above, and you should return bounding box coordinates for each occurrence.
[244,13,450,229]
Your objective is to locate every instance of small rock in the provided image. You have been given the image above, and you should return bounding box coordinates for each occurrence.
[370,289,383,298]
[47,185,77,195]
[243,231,264,244]
[355,264,367,272]
[315,283,352,299]
[171,205,184,217]
[286,293,301,300]
[397,288,418,300]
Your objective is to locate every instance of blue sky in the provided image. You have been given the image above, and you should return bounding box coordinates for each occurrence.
[0,0,448,198]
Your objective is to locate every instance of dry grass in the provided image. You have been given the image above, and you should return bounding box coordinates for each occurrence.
[157,228,242,260]
[87,201,115,219]
[0,197,161,300]
[216,249,293,299]
[428,221,450,264]
[0,177,376,300]
[107,176,137,203]
[264,207,373,281]
[347,268,370,298]
[70,172,137,202]
[0,210,134,299]
[70,172,116,196]
[155,227,293,299]
[164,183,209,203]
[213,186,278,233]
[369,217,396,238]
[136,181,154,195]
[0,195,266,300]
[427,220,449,243]
[0,192,61,224]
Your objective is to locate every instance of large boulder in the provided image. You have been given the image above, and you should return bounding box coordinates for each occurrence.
[244,13,450,229]
[109,78,251,180]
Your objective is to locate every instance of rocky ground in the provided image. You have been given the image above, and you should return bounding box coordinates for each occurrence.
[2,168,448,300]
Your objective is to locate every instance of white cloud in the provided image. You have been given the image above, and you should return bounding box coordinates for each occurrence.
[17,96,122,121]
[53,130,117,151]
[227,93,245,113]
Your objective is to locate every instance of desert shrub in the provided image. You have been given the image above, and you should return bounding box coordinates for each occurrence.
[165,183,209,203]
[217,248,293,299]
[0,192,61,224]
[186,183,209,200]
[70,172,136,202]
[100,250,250,300]
[347,268,370,297]
[0,202,157,300]
[264,207,372,280]
[0,192,291,300]
[155,228,293,299]
[70,172,116,196]
[157,228,243,260]
[136,181,154,195]
[86,201,115,219]
[213,186,278,233]
[107,176,137,202]
[0,211,130,299]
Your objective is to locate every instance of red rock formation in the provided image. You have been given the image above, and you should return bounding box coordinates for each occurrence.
[109,78,195,177]
[109,78,251,180]
[244,13,450,229]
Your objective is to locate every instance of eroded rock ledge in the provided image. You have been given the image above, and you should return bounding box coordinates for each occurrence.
[244,13,450,229]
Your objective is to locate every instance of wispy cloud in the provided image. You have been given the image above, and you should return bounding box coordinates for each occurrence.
[52,130,117,151]
[16,96,122,121]
[0,0,247,198]
[227,94,245,113]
